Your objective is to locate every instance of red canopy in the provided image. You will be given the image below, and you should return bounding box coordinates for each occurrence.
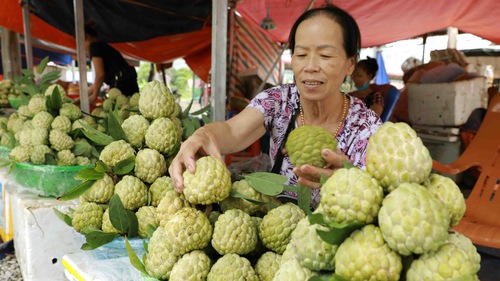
[1,0,500,82]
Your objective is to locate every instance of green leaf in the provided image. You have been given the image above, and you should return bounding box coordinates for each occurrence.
[50,84,63,111]
[308,213,364,245]
[309,274,349,281]
[21,69,34,78]
[342,160,356,169]
[81,230,118,250]
[125,237,147,274]
[73,141,92,156]
[181,117,196,139]
[201,115,211,125]
[181,99,194,116]
[112,156,135,175]
[143,240,148,254]
[126,210,139,238]
[40,70,61,85]
[230,190,267,206]
[95,160,111,173]
[80,122,114,146]
[37,56,49,74]
[75,167,105,181]
[53,208,73,227]
[244,172,287,196]
[297,184,312,215]
[107,111,127,141]
[320,174,329,186]
[109,194,130,233]
[190,104,211,116]
[45,153,57,165]
[57,180,95,201]
[145,224,157,238]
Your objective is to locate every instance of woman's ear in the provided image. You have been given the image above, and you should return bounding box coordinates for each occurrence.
[346,57,356,76]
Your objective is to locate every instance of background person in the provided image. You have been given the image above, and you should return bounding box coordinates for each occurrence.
[169,4,382,207]
[82,21,139,105]
[349,57,384,116]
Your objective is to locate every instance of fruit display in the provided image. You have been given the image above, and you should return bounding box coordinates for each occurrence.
[53,80,478,281]
[0,79,20,108]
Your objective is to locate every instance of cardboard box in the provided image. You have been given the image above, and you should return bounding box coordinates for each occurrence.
[407,77,488,126]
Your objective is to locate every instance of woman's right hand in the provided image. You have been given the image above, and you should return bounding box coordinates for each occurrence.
[168,127,223,193]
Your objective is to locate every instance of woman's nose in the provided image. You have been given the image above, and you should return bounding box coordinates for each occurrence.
[304,55,320,72]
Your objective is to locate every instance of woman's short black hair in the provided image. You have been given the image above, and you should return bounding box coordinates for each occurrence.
[357,57,379,78]
[288,4,361,59]
[84,20,98,38]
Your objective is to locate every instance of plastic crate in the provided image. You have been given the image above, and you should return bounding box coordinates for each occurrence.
[10,163,92,198]
[407,77,488,126]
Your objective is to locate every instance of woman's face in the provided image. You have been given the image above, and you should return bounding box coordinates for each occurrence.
[291,14,355,101]
[352,65,371,89]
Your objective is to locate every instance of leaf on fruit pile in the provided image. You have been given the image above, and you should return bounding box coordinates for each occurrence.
[81,228,119,250]
[57,180,95,201]
[53,208,73,227]
[113,156,135,175]
[244,172,287,196]
[125,237,147,274]
[308,213,364,246]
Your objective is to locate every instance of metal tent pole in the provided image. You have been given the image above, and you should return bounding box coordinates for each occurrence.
[211,0,228,122]
[74,0,89,113]
[21,4,33,72]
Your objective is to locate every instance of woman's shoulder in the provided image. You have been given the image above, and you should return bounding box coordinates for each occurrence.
[346,96,382,128]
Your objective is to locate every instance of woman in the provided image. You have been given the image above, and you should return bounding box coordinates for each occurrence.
[350,57,384,116]
[84,22,139,105]
[169,5,382,206]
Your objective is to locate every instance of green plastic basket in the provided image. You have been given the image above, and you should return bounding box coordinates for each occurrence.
[0,146,11,159]
[11,162,92,197]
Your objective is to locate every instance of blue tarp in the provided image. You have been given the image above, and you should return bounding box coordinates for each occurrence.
[376,50,389,85]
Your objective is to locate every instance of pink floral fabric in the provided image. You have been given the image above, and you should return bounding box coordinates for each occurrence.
[248,83,382,206]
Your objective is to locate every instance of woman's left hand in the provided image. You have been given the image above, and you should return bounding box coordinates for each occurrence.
[293,148,349,189]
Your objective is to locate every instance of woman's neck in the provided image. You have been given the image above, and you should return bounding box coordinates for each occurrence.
[300,93,347,130]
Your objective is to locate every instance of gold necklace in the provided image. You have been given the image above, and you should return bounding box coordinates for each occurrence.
[299,94,349,137]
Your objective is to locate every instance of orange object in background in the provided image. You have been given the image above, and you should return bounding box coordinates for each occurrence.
[433,92,500,249]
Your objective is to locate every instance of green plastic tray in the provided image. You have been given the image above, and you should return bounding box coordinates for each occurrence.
[0,146,11,159]
[11,162,92,197]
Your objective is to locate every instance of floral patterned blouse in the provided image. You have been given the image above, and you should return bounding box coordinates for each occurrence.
[248,83,382,206]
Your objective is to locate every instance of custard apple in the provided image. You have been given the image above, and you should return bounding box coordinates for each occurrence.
[289,216,339,271]
[182,156,232,205]
[32,111,54,130]
[107,88,122,101]
[57,149,76,166]
[366,122,432,192]
[211,209,258,255]
[285,125,338,167]
[9,146,31,162]
[76,156,92,166]
[82,173,115,203]
[272,258,316,281]
[44,84,66,102]
[156,189,192,227]
[30,144,52,164]
[60,103,82,121]
[99,140,135,169]
[114,175,148,211]
[378,183,450,255]
[145,226,180,280]
[18,105,32,119]
[144,117,180,156]
[446,232,481,274]
[128,92,140,108]
[49,129,74,151]
[149,176,175,207]
[134,148,167,183]
[138,80,176,119]
[169,250,211,281]
[136,206,158,238]
[335,224,403,281]
[259,202,305,254]
[406,242,479,281]
[28,94,46,114]
[254,251,282,281]
[30,128,48,146]
[163,207,212,255]
[220,179,265,215]
[121,115,149,148]
[424,173,466,226]
[319,167,384,224]
[207,254,258,281]
[51,116,72,133]
[71,202,104,234]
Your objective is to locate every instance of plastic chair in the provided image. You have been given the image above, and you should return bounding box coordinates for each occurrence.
[432,92,500,248]
[380,86,401,122]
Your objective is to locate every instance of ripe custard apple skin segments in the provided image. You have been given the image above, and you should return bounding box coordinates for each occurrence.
[182,156,232,205]
[138,80,176,119]
[366,122,433,192]
[378,183,450,256]
[285,125,338,168]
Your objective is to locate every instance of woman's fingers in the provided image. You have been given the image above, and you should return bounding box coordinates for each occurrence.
[322,148,349,169]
